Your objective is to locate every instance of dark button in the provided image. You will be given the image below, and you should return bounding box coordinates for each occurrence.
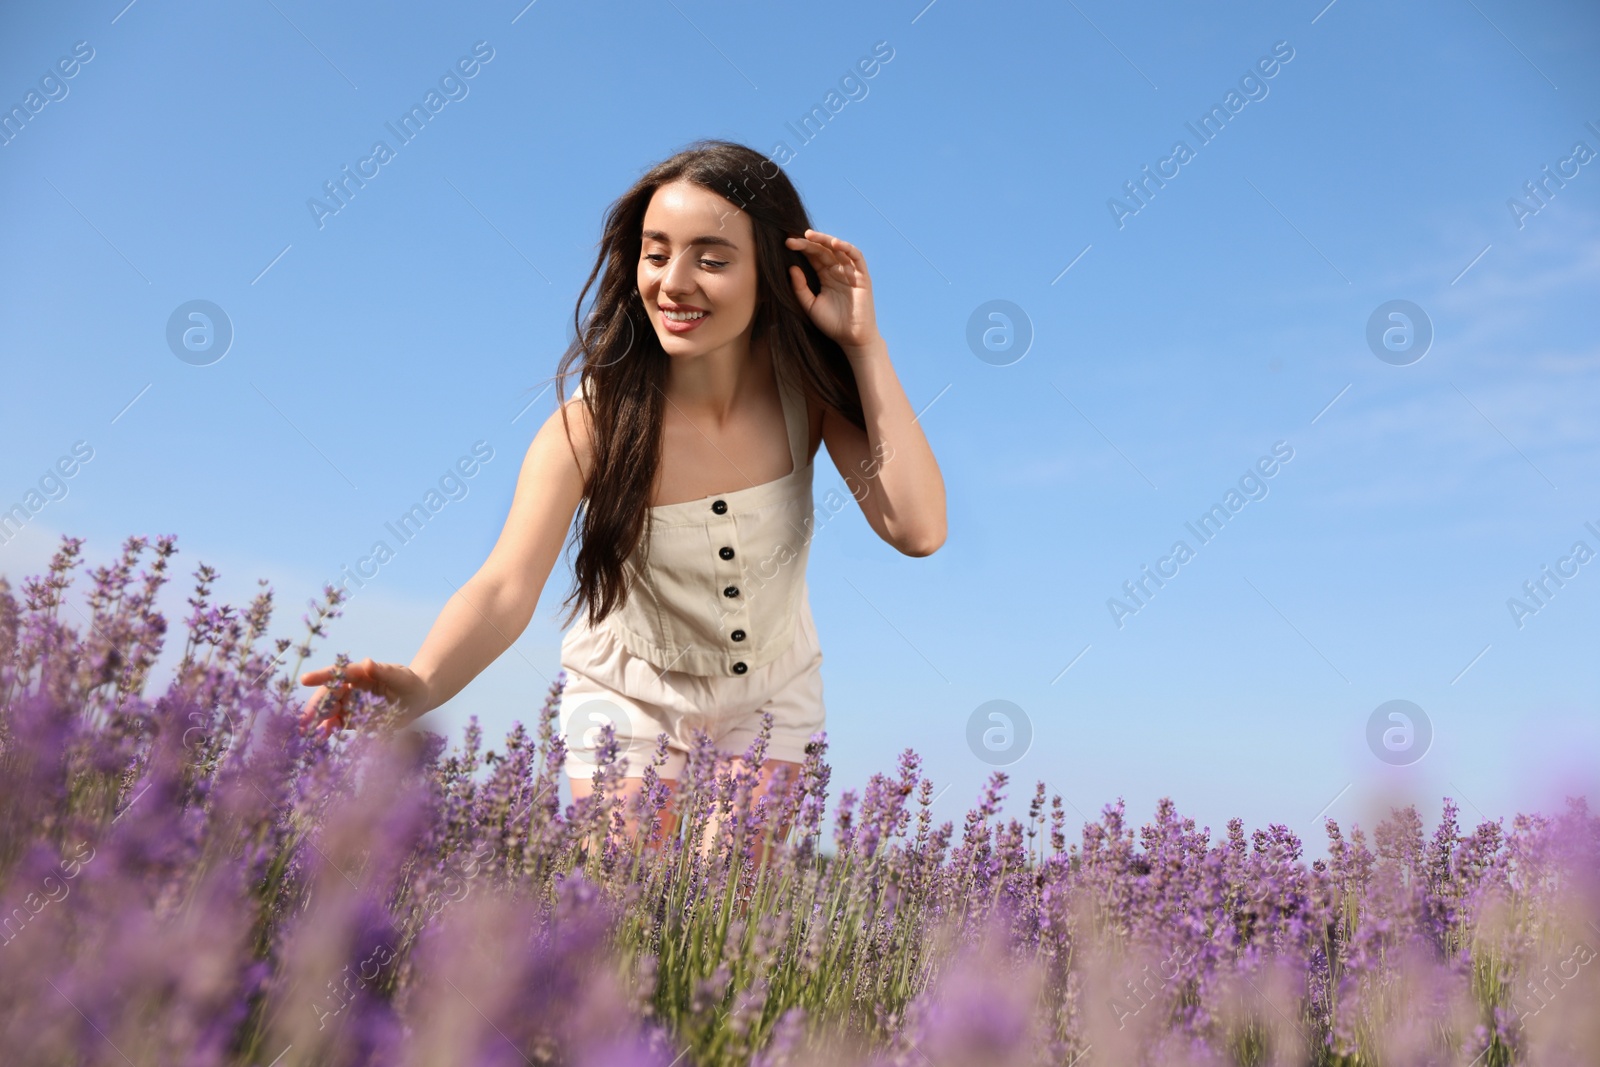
[731,629,746,642]
[732,661,748,674]
[711,499,728,514]
[723,585,739,598]
[719,546,735,560]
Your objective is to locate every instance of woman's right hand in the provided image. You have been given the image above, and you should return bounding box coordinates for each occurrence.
[297,658,431,739]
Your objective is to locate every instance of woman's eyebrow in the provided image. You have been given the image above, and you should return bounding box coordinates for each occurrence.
[640,229,740,250]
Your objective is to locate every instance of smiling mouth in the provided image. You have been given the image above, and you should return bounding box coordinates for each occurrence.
[659,306,709,334]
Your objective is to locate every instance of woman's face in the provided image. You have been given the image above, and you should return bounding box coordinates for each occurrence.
[637,180,760,360]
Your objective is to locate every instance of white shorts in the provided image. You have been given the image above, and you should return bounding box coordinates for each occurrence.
[557,593,825,780]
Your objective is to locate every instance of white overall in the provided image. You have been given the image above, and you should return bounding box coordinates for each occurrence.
[557,362,826,779]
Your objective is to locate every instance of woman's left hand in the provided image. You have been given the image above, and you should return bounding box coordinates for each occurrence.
[785,229,883,354]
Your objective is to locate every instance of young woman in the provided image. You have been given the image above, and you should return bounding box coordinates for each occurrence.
[298,140,946,844]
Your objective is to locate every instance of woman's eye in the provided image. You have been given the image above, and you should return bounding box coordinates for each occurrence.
[642,253,726,268]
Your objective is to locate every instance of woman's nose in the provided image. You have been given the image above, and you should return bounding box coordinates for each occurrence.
[660,251,697,296]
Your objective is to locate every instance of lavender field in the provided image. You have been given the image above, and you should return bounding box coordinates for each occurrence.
[2,534,1597,1066]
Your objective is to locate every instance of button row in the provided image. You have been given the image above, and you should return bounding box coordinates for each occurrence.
[713,498,746,673]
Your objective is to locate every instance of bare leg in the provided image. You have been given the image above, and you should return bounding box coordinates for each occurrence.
[570,757,802,865]
[708,757,804,870]
[570,774,681,850]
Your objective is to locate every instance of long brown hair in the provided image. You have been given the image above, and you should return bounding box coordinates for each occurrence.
[549,140,865,630]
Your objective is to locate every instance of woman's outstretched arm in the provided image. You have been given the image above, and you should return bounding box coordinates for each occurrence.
[300,394,592,733]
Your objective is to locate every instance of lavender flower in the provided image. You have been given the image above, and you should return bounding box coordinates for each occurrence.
[2,533,1597,1066]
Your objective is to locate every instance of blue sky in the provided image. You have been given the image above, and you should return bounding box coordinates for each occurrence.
[3,0,1597,855]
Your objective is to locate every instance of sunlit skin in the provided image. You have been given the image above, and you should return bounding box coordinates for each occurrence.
[297,177,948,867]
